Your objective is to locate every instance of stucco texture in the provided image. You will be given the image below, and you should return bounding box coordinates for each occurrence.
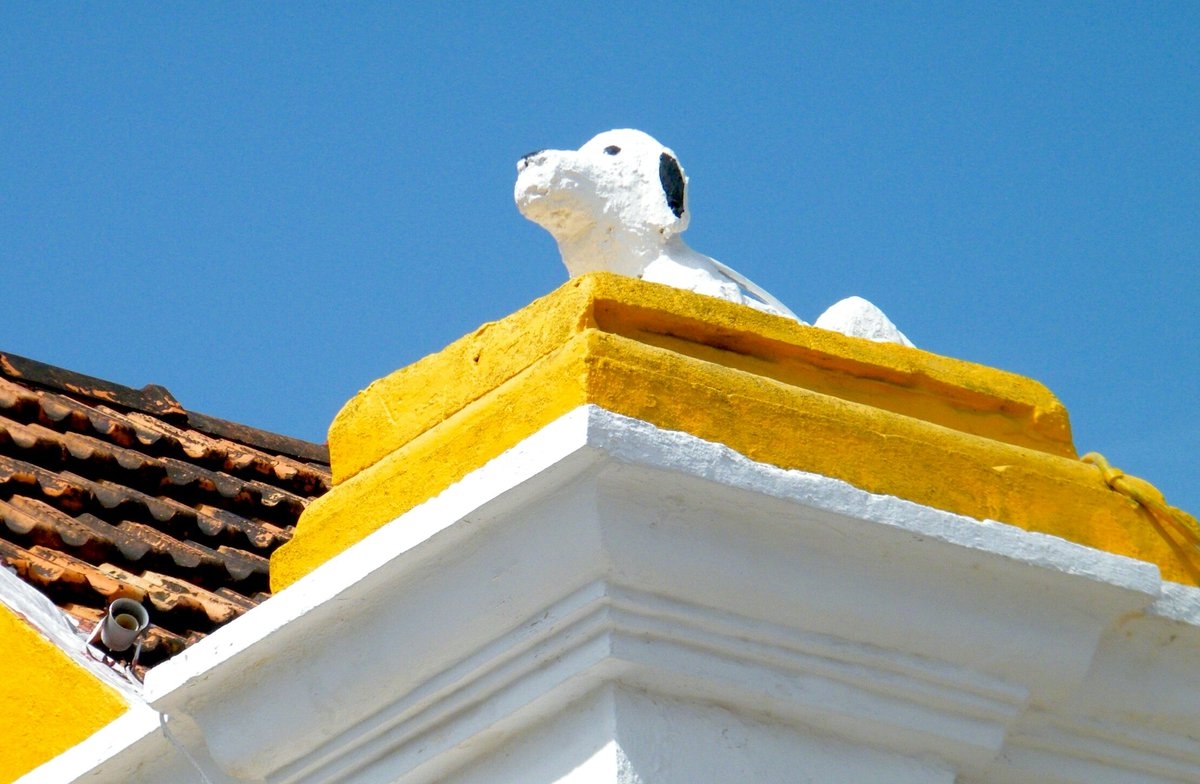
[271,273,1198,591]
[0,604,126,782]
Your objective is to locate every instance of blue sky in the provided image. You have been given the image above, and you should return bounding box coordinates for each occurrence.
[2,4,1197,514]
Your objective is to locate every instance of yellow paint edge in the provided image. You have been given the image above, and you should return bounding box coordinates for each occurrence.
[272,334,592,590]
[326,277,597,483]
[592,300,1075,458]
[327,274,1074,486]
[0,604,127,782]
[273,327,1198,591]
[583,333,1191,582]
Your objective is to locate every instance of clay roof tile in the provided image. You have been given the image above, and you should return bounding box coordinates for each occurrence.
[0,350,330,675]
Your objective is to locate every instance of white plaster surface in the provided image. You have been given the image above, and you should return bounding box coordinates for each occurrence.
[514,128,915,345]
[515,129,799,320]
[609,688,954,784]
[0,563,143,701]
[445,686,955,784]
[26,405,1200,783]
[18,707,242,784]
[814,294,915,347]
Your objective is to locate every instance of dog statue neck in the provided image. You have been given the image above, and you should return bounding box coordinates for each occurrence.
[555,223,686,280]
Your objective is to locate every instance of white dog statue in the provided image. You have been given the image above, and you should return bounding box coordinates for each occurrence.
[515,129,913,346]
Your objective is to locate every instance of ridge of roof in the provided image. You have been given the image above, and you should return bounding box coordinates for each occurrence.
[0,351,328,464]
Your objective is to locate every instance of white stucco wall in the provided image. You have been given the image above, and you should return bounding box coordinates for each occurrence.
[24,406,1200,783]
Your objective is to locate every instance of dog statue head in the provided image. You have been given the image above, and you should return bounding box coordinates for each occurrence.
[515,129,691,278]
[514,128,914,346]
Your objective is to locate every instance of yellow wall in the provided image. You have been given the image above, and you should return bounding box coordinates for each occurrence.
[0,605,127,782]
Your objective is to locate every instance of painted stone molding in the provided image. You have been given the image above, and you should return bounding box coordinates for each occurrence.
[271,273,1199,591]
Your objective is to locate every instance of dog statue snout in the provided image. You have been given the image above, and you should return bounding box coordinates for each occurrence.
[517,149,547,173]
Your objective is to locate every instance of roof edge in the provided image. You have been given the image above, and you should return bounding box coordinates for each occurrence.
[0,350,328,463]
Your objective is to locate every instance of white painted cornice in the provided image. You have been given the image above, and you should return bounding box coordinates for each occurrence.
[31,406,1200,783]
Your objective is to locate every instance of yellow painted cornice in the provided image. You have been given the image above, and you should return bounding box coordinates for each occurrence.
[271,273,1198,590]
[0,604,127,781]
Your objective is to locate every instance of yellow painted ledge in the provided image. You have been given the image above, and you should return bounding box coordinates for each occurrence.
[0,604,127,782]
[272,273,1197,591]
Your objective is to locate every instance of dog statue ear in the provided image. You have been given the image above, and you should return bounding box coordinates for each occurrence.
[659,153,686,219]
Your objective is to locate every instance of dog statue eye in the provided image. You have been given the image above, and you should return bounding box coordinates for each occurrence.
[603,145,621,155]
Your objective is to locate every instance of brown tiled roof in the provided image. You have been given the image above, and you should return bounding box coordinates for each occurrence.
[0,351,330,675]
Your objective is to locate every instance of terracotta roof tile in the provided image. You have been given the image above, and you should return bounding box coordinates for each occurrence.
[0,351,330,677]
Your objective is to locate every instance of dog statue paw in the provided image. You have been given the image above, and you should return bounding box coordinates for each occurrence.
[515,128,913,346]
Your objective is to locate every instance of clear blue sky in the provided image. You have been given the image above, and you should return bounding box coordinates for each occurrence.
[2,5,1197,514]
